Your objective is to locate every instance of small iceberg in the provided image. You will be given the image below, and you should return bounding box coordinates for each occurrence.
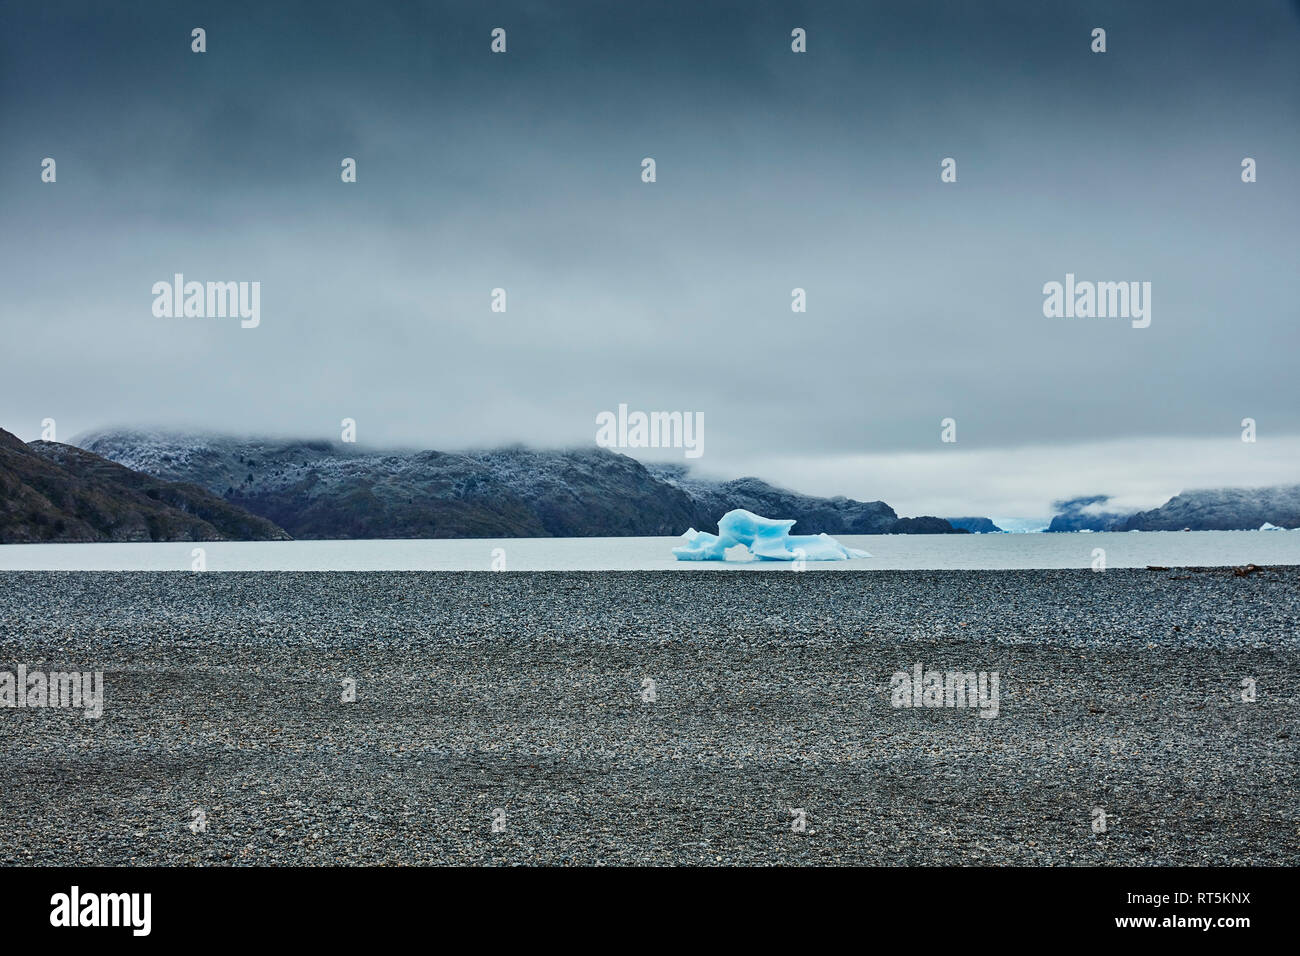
[1259,522,1286,531]
[672,508,870,562]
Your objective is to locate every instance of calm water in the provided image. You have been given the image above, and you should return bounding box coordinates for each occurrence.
[1,531,1297,571]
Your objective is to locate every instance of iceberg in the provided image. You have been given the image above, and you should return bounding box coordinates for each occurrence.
[1259,522,1286,531]
[672,508,870,562]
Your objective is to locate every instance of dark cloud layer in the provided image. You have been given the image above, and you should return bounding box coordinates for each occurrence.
[2,1,1297,513]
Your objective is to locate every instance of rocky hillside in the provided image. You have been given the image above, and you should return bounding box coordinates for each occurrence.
[650,466,969,535]
[0,428,290,543]
[1120,486,1300,531]
[77,430,974,538]
[1046,488,1300,532]
[80,431,697,539]
[944,517,1004,533]
[652,465,896,534]
[1045,495,1134,532]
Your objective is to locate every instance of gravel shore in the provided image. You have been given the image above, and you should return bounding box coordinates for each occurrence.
[1,568,1297,865]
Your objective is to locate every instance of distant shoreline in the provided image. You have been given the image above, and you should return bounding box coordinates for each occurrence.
[2,529,1299,572]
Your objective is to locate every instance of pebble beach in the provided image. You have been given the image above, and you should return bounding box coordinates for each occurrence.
[1,568,1297,865]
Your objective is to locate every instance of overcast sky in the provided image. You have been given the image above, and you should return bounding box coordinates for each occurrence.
[2,0,1297,519]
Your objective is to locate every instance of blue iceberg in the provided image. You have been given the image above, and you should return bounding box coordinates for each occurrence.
[673,509,871,562]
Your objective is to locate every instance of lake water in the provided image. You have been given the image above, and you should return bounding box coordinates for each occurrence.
[1,530,1297,572]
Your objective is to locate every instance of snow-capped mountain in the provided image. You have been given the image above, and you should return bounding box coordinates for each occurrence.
[75,429,972,539]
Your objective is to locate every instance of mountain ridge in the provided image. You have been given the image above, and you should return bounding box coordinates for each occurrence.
[1046,488,1300,532]
[0,427,291,543]
[76,429,972,539]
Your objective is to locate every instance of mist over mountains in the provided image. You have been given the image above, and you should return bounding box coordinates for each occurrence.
[0,428,289,543]
[1046,488,1300,533]
[1045,496,1139,533]
[74,430,970,540]
[4,426,1295,544]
